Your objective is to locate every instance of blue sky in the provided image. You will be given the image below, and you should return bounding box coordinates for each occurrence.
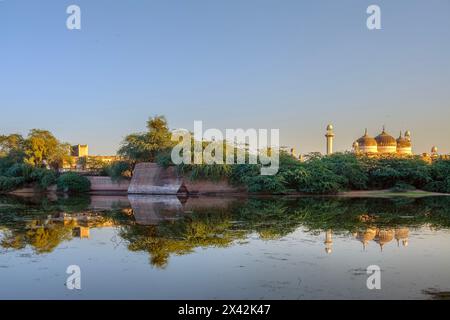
[1,0,449,155]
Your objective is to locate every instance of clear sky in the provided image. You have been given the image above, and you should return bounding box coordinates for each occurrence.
[1,0,449,155]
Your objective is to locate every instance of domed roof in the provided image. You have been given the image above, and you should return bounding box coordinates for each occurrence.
[375,127,397,147]
[431,146,438,153]
[357,129,377,147]
[397,131,412,148]
[327,124,333,131]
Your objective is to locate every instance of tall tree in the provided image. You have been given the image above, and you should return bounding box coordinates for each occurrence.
[23,129,71,169]
[119,115,174,162]
[0,134,25,160]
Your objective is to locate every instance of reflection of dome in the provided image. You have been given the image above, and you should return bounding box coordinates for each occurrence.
[395,228,409,247]
[375,229,395,250]
[375,127,397,153]
[356,228,377,250]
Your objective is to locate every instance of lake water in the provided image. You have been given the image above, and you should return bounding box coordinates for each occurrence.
[0,194,450,300]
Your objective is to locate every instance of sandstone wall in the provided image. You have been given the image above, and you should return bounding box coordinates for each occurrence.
[182,179,244,195]
[128,163,182,194]
[87,176,130,192]
[127,162,245,195]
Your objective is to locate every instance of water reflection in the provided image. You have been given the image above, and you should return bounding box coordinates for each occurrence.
[1,195,450,267]
[1,194,450,299]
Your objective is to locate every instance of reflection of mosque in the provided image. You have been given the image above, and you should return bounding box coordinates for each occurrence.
[26,212,116,239]
[324,227,410,253]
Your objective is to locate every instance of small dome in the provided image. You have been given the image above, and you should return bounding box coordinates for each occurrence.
[327,124,333,131]
[431,146,438,154]
[397,131,412,148]
[357,129,377,147]
[375,127,397,147]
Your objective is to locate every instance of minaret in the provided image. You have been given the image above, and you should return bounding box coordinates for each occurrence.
[325,124,335,155]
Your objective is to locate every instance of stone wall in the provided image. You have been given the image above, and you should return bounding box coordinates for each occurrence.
[128,163,182,194]
[128,162,245,195]
[182,179,244,195]
[87,176,130,192]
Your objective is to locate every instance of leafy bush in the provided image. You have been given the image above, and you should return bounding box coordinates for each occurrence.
[102,161,132,181]
[4,163,34,182]
[297,163,344,194]
[57,172,91,193]
[243,175,286,193]
[0,176,25,192]
[321,153,368,190]
[390,182,416,193]
[31,168,57,190]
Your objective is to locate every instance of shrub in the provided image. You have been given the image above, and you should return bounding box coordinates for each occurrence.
[244,175,286,193]
[5,163,34,182]
[0,176,25,192]
[424,178,450,194]
[390,182,416,193]
[295,162,346,194]
[57,172,91,193]
[321,153,369,190]
[102,161,132,181]
[31,168,57,190]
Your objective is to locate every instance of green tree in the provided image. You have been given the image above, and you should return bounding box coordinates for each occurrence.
[57,172,91,193]
[0,134,25,161]
[23,129,71,169]
[118,115,174,162]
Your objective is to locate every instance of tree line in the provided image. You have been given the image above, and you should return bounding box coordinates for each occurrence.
[1,116,450,194]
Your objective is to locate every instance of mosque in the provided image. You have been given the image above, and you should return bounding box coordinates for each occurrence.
[353,127,413,155]
[324,125,440,157]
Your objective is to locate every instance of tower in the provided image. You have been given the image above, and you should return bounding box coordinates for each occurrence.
[325,124,335,155]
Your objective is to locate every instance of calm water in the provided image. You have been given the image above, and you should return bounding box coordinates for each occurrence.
[1,194,450,300]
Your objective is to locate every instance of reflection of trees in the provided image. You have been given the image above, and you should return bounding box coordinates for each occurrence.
[2,195,450,267]
[1,222,74,253]
[119,212,246,268]
[0,195,126,254]
[119,196,450,268]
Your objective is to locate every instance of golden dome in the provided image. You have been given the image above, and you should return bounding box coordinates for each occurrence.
[357,129,377,147]
[327,124,334,131]
[397,131,412,148]
[431,146,438,154]
[375,127,397,147]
